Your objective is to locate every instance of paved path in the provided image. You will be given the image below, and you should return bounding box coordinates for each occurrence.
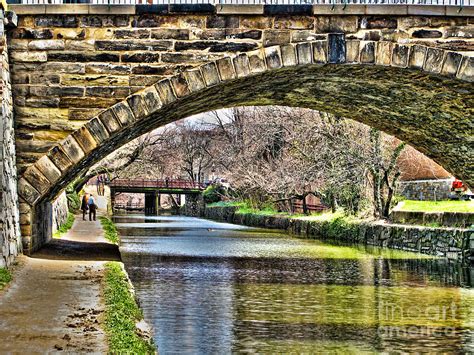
[0,215,120,353]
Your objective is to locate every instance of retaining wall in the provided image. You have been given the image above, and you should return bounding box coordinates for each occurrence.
[0,11,21,268]
[195,205,474,262]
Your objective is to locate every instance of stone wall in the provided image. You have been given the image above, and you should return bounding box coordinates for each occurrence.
[195,205,474,261]
[0,10,21,268]
[397,178,454,201]
[51,191,68,233]
[7,8,474,173]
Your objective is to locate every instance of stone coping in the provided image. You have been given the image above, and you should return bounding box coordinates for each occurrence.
[9,3,474,16]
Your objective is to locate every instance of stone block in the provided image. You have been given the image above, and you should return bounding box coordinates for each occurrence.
[280,44,297,67]
[457,56,474,82]
[86,117,110,144]
[391,44,409,68]
[45,4,89,14]
[313,4,366,15]
[225,29,262,40]
[127,94,149,120]
[263,30,291,46]
[423,48,445,74]
[312,40,327,64]
[366,5,407,15]
[183,69,206,92]
[47,146,73,173]
[28,40,65,51]
[360,41,375,64]
[10,52,47,63]
[291,30,326,43]
[72,127,98,154]
[206,15,239,29]
[240,15,272,29]
[111,102,135,126]
[10,5,46,15]
[99,109,122,134]
[247,49,266,74]
[233,54,251,78]
[85,87,130,99]
[85,64,130,75]
[346,40,360,63]
[142,87,163,114]
[121,52,162,63]
[445,26,474,39]
[155,79,177,105]
[412,29,442,39]
[328,33,345,64]
[408,45,427,69]
[407,5,445,16]
[24,166,51,195]
[35,156,61,184]
[216,4,264,15]
[95,40,173,51]
[315,16,358,33]
[274,16,314,30]
[446,6,474,17]
[171,74,191,97]
[114,29,150,39]
[88,5,136,15]
[216,57,236,81]
[200,62,221,86]
[48,52,120,63]
[264,46,282,70]
[151,28,189,40]
[60,136,85,164]
[441,51,463,76]
[360,16,397,30]
[18,178,41,206]
[296,42,313,65]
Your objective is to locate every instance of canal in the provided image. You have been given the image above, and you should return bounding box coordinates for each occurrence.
[114,214,474,353]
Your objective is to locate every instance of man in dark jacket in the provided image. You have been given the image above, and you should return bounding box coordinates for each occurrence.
[88,194,97,221]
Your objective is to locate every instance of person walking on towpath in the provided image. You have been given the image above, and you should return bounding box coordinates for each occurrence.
[88,194,97,221]
[81,193,89,221]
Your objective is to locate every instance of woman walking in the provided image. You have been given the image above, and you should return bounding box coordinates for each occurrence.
[81,193,89,221]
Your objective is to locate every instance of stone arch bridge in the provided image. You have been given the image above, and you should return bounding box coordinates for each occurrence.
[0,3,472,264]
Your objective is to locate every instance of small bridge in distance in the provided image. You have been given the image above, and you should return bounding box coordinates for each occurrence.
[109,178,206,215]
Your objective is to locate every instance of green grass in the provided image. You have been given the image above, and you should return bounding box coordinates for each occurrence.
[399,200,474,213]
[207,200,247,208]
[103,262,156,354]
[0,268,12,290]
[53,212,76,239]
[99,217,120,244]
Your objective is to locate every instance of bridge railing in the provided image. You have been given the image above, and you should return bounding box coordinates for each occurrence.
[109,178,206,190]
[8,0,474,6]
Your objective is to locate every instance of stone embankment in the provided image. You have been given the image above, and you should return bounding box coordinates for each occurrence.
[195,205,474,261]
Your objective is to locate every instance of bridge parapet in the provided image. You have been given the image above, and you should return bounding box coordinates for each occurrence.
[6,8,474,172]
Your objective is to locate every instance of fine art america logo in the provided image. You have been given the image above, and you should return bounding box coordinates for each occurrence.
[376,301,461,338]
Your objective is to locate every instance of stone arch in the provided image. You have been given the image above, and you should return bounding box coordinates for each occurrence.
[17,40,474,253]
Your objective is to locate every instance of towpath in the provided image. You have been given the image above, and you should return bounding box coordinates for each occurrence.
[0,215,120,353]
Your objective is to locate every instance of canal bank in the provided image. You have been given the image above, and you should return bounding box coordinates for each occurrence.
[186,205,474,262]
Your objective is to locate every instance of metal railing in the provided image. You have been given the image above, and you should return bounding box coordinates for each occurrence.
[9,0,474,5]
[109,178,206,190]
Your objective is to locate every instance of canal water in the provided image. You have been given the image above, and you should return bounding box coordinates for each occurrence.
[114,214,474,354]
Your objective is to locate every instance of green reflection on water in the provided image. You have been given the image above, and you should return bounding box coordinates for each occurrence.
[236,284,474,328]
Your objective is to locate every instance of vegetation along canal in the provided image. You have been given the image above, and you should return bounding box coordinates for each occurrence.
[115,214,474,353]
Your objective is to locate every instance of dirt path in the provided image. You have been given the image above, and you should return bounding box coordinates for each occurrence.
[0,215,120,353]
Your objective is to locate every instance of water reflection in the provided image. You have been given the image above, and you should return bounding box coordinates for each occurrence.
[117,214,474,353]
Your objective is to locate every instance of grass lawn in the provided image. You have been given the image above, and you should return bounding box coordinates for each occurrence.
[103,262,156,354]
[53,212,75,239]
[399,200,474,213]
[99,217,120,244]
[0,268,12,290]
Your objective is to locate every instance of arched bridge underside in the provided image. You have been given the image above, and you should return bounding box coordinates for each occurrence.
[17,40,473,253]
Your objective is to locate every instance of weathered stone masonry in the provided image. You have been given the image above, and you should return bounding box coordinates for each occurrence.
[1,4,472,254]
[0,8,21,267]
